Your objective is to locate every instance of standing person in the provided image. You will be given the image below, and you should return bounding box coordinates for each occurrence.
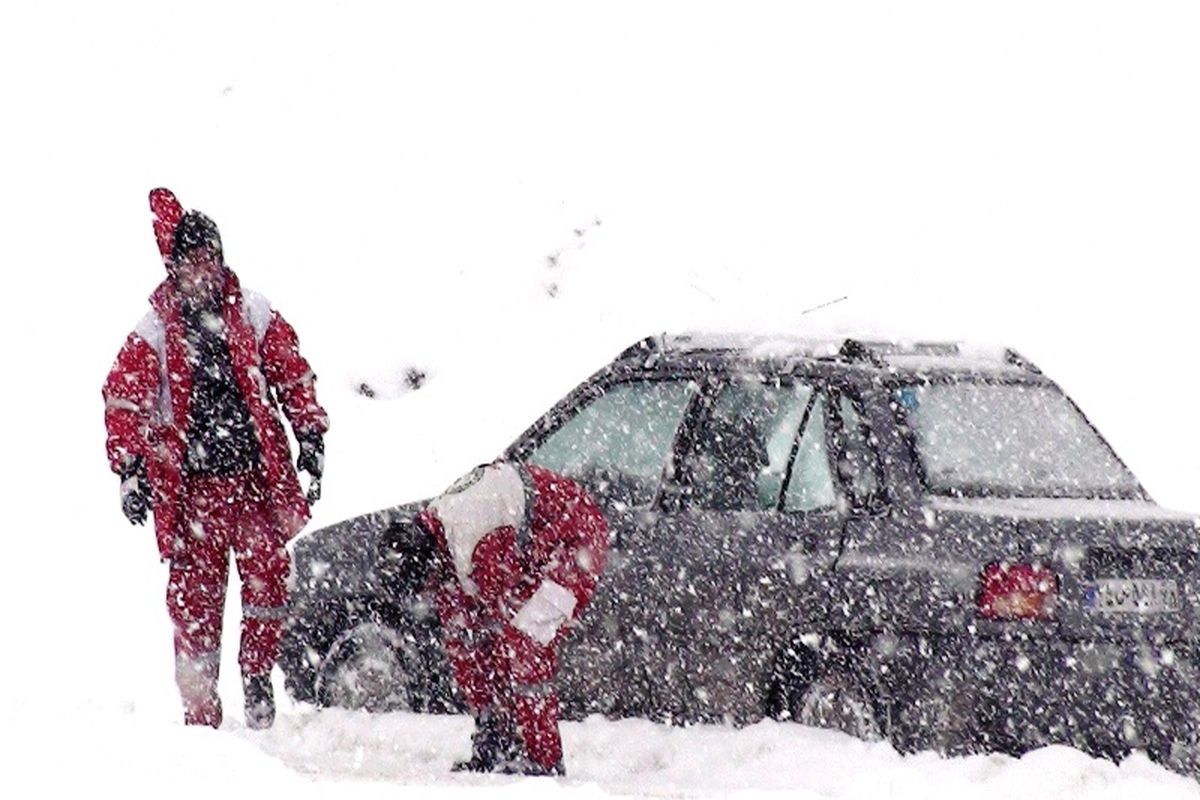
[103,188,329,729]
[408,461,608,776]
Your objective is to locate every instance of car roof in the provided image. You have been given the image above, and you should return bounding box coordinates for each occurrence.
[613,332,1046,381]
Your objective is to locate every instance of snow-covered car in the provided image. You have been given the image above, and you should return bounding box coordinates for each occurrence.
[281,333,1200,769]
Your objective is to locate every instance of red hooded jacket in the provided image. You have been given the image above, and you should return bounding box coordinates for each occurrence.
[419,463,609,646]
[103,270,328,560]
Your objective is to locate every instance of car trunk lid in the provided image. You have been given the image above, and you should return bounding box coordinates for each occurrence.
[929,497,1200,642]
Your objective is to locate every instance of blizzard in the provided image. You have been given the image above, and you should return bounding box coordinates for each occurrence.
[4,1,1200,797]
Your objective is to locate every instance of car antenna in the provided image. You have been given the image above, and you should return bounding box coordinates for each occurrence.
[798,294,849,317]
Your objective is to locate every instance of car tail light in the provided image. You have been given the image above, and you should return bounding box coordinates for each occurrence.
[978,562,1058,620]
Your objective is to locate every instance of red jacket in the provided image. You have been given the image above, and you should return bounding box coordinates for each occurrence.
[420,463,609,645]
[103,270,328,560]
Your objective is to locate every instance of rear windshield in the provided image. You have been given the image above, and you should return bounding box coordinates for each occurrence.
[896,381,1142,499]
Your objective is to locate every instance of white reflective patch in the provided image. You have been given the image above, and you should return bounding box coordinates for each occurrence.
[134,308,165,355]
[244,604,288,620]
[512,579,577,646]
[248,365,270,402]
[242,289,273,344]
[429,463,526,590]
[513,680,557,697]
[134,308,174,425]
[275,369,315,392]
[175,649,220,670]
[106,397,142,413]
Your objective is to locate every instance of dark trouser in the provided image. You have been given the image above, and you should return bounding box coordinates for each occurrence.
[166,473,288,726]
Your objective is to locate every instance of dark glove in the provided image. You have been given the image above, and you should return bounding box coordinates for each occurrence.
[120,457,151,526]
[296,432,324,479]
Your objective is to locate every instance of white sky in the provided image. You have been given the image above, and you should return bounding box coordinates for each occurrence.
[3,2,1200,796]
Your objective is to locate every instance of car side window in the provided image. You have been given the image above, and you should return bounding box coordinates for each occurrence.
[782,394,836,512]
[832,391,885,512]
[528,379,696,511]
[677,378,816,512]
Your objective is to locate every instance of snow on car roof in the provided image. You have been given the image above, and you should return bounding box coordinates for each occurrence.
[627,332,1036,374]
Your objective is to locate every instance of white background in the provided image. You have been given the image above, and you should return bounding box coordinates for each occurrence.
[3,2,1200,797]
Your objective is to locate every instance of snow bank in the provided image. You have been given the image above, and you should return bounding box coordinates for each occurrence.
[15,702,1200,799]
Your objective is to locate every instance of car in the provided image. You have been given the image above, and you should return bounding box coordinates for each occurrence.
[280,333,1200,771]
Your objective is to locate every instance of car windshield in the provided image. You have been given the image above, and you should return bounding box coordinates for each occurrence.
[897,380,1142,499]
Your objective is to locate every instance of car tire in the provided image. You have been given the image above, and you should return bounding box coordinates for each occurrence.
[314,620,420,712]
[1148,740,1200,779]
[790,653,884,743]
[279,598,351,705]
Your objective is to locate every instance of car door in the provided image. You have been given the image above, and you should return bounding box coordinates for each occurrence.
[630,373,845,723]
[823,384,917,633]
[518,375,700,718]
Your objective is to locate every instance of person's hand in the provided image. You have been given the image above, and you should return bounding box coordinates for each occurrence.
[297,432,324,479]
[120,458,151,526]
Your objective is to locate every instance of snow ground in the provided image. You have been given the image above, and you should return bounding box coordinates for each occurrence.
[5,1,1200,797]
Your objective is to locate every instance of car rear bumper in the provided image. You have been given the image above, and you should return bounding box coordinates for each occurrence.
[884,633,1200,760]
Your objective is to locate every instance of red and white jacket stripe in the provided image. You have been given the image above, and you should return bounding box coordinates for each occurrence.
[420,463,609,646]
[103,270,328,559]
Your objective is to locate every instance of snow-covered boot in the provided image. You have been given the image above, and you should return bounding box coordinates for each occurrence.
[498,755,566,777]
[243,673,275,730]
[452,708,519,772]
[177,653,222,728]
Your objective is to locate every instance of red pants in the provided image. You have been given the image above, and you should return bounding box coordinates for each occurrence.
[439,597,563,770]
[166,473,289,726]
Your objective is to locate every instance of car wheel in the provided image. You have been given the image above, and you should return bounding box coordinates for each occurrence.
[280,598,351,705]
[792,657,884,742]
[315,622,418,712]
[1149,740,1200,778]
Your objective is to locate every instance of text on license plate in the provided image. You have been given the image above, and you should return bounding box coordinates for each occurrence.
[1083,579,1180,613]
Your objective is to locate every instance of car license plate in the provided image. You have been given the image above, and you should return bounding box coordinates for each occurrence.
[1083,579,1180,613]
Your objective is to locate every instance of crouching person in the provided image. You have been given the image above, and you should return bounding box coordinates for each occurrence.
[410,462,608,776]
